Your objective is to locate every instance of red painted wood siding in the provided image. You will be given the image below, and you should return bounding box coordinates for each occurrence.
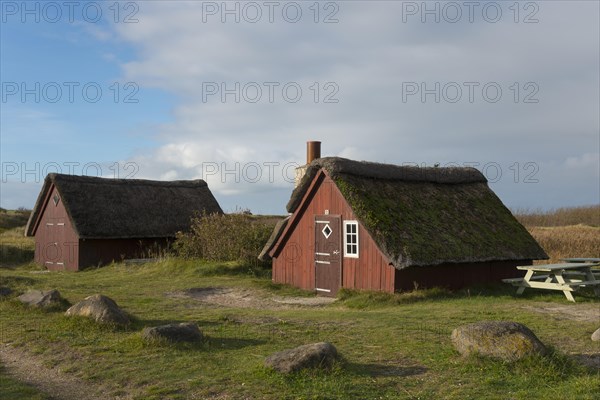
[272,172,395,293]
[394,260,531,291]
[78,238,170,268]
[33,185,79,271]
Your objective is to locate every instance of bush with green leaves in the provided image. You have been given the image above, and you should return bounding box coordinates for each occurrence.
[174,212,275,267]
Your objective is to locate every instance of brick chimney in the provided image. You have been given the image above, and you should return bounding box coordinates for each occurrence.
[295,141,321,187]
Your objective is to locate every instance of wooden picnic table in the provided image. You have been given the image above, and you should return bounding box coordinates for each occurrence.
[503,262,600,302]
[561,258,600,263]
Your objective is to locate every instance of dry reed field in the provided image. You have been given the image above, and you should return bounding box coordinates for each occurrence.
[514,205,599,227]
[514,205,599,263]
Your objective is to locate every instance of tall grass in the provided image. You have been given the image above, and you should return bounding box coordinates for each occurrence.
[513,205,599,227]
[0,227,35,268]
[528,225,600,263]
[512,205,599,262]
[0,209,31,234]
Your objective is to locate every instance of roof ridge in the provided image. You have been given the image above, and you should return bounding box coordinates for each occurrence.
[49,173,207,187]
[314,157,487,184]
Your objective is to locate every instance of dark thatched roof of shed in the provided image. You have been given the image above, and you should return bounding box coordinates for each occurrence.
[258,216,289,261]
[25,174,222,239]
[263,157,547,267]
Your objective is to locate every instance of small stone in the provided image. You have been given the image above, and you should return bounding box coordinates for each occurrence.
[65,294,130,325]
[17,289,63,308]
[591,328,600,342]
[451,321,547,361]
[142,322,203,343]
[265,342,339,373]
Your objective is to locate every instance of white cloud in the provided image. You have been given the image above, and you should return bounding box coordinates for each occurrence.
[565,153,600,170]
[106,1,599,211]
[6,1,598,212]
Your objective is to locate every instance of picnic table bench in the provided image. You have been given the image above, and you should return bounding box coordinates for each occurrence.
[503,262,600,302]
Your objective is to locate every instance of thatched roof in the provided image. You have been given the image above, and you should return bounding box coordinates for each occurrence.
[258,216,289,261]
[25,174,222,239]
[263,157,547,267]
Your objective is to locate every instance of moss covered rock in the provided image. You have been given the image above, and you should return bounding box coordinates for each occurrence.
[451,321,547,361]
[142,322,202,343]
[265,342,339,373]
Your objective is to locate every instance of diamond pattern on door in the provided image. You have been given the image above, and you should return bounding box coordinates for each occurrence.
[322,224,332,239]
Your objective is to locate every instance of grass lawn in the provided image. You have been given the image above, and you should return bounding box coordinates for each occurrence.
[1,258,599,400]
[0,366,49,400]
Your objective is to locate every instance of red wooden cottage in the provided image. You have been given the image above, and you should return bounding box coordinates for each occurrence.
[25,173,222,271]
[260,148,547,296]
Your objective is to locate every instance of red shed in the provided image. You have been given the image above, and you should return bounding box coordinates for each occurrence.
[260,154,548,296]
[25,173,222,271]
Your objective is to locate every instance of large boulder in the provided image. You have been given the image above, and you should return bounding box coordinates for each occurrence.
[142,322,203,343]
[592,328,600,342]
[265,342,339,373]
[17,289,63,308]
[65,294,130,325]
[451,321,547,361]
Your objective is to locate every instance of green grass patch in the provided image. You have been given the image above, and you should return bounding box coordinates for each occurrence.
[0,365,49,400]
[337,287,454,308]
[1,260,598,399]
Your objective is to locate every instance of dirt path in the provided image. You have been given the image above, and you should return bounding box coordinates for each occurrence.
[0,344,119,400]
[521,302,600,323]
[166,286,337,310]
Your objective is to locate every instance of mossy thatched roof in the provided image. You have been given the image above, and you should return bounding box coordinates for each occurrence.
[26,174,222,239]
[267,157,547,267]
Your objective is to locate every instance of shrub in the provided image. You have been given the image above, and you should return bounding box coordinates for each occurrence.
[174,211,276,267]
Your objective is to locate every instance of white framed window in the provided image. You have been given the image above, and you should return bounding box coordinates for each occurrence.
[344,220,359,258]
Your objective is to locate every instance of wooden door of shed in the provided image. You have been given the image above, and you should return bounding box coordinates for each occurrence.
[43,217,67,270]
[314,215,341,296]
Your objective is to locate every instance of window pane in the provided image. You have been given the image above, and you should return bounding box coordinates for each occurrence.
[344,222,358,256]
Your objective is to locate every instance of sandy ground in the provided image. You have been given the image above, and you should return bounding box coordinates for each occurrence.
[166,286,337,310]
[521,302,600,323]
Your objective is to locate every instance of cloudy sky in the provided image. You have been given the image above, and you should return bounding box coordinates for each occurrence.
[1,0,598,214]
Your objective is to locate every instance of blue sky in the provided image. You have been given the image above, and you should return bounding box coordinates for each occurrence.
[1,1,599,214]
